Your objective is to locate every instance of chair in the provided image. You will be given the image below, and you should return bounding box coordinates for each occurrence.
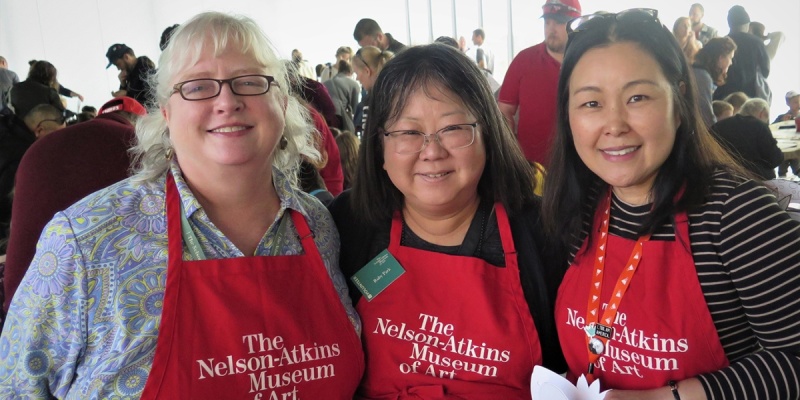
[764,179,800,222]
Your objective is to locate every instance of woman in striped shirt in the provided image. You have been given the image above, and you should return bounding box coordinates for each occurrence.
[542,8,800,399]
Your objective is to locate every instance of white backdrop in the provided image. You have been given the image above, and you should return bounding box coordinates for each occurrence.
[1,0,797,118]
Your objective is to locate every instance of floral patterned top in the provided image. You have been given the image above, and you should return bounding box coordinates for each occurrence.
[0,161,359,399]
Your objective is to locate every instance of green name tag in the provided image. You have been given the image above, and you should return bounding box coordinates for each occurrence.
[351,249,405,301]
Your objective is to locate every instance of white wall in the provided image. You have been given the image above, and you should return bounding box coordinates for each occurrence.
[1,0,797,118]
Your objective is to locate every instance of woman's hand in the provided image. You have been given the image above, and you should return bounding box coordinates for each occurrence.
[603,378,706,400]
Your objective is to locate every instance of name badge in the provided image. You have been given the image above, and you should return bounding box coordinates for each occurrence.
[351,249,405,301]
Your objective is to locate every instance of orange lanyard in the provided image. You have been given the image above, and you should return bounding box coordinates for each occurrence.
[585,191,650,379]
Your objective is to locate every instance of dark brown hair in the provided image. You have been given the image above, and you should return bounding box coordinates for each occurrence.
[542,10,747,246]
[693,37,737,85]
[350,44,535,225]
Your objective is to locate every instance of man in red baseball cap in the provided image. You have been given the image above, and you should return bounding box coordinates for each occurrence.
[498,0,581,167]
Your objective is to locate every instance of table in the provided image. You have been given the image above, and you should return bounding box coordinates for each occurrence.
[771,121,800,160]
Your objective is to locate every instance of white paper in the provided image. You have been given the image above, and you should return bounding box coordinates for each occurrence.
[530,366,610,400]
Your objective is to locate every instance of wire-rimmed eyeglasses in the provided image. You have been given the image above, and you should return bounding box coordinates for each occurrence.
[383,122,478,154]
[170,74,277,101]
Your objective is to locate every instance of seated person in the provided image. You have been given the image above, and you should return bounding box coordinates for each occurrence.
[712,100,734,121]
[330,43,565,398]
[3,97,145,313]
[711,98,782,180]
[775,90,799,122]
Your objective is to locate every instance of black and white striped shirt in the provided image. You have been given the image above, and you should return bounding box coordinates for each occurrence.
[569,170,800,399]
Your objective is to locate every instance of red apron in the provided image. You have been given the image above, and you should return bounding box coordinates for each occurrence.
[356,204,542,400]
[140,174,364,400]
[555,195,729,390]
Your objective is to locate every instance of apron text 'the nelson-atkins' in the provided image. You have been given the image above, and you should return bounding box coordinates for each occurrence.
[195,332,341,400]
[373,312,512,379]
[564,305,689,378]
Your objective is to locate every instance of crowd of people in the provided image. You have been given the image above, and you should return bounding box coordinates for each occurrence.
[0,1,797,399]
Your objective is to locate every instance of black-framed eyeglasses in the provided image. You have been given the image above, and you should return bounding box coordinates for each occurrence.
[383,122,478,154]
[171,74,277,101]
[36,117,65,129]
[354,50,369,69]
[567,8,659,35]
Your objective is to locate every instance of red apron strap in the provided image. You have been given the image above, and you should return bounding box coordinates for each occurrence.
[141,173,185,399]
[287,209,324,264]
[389,210,403,253]
[494,203,516,256]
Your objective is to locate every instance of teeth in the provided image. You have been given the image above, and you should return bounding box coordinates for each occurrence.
[604,147,637,156]
[210,126,247,133]
[423,172,448,178]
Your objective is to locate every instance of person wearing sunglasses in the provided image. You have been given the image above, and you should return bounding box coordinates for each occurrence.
[0,12,364,399]
[542,8,800,399]
[330,43,566,399]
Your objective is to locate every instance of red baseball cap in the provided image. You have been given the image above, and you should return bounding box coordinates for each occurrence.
[542,0,582,24]
[99,97,147,116]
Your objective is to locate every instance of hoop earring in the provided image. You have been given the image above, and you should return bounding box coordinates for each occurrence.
[279,135,288,150]
[165,147,174,160]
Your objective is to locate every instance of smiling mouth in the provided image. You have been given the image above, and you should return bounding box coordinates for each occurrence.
[209,126,249,133]
[419,172,451,178]
[602,147,639,156]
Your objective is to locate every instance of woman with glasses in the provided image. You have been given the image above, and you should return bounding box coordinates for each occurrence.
[542,9,800,399]
[0,12,364,399]
[329,43,565,398]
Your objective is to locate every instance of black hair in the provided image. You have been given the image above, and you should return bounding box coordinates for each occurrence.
[351,43,536,225]
[160,24,180,51]
[434,36,459,49]
[353,18,382,41]
[541,10,747,246]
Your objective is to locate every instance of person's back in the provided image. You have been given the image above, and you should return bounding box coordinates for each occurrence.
[10,80,63,119]
[127,56,156,106]
[323,61,359,133]
[711,114,782,179]
[3,110,136,312]
[0,114,36,250]
[713,6,770,101]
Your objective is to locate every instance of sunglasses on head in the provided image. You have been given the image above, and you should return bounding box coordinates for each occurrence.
[566,8,659,35]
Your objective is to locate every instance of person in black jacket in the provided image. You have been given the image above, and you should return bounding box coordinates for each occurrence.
[106,43,156,107]
[329,43,565,398]
[0,104,64,251]
[713,5,770,101]
[711,97,783,180]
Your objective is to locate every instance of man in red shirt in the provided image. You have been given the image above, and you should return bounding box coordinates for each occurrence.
[498,0,581,166]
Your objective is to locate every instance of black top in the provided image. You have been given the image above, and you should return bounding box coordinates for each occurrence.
[126,56,156,107]
[329,190,567,371]
[0,115,36,249]
[710,114,783,179]
[713,31,770,100]
[9,80,64,119]
[569,171,800,399]
[385,33,406,54]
